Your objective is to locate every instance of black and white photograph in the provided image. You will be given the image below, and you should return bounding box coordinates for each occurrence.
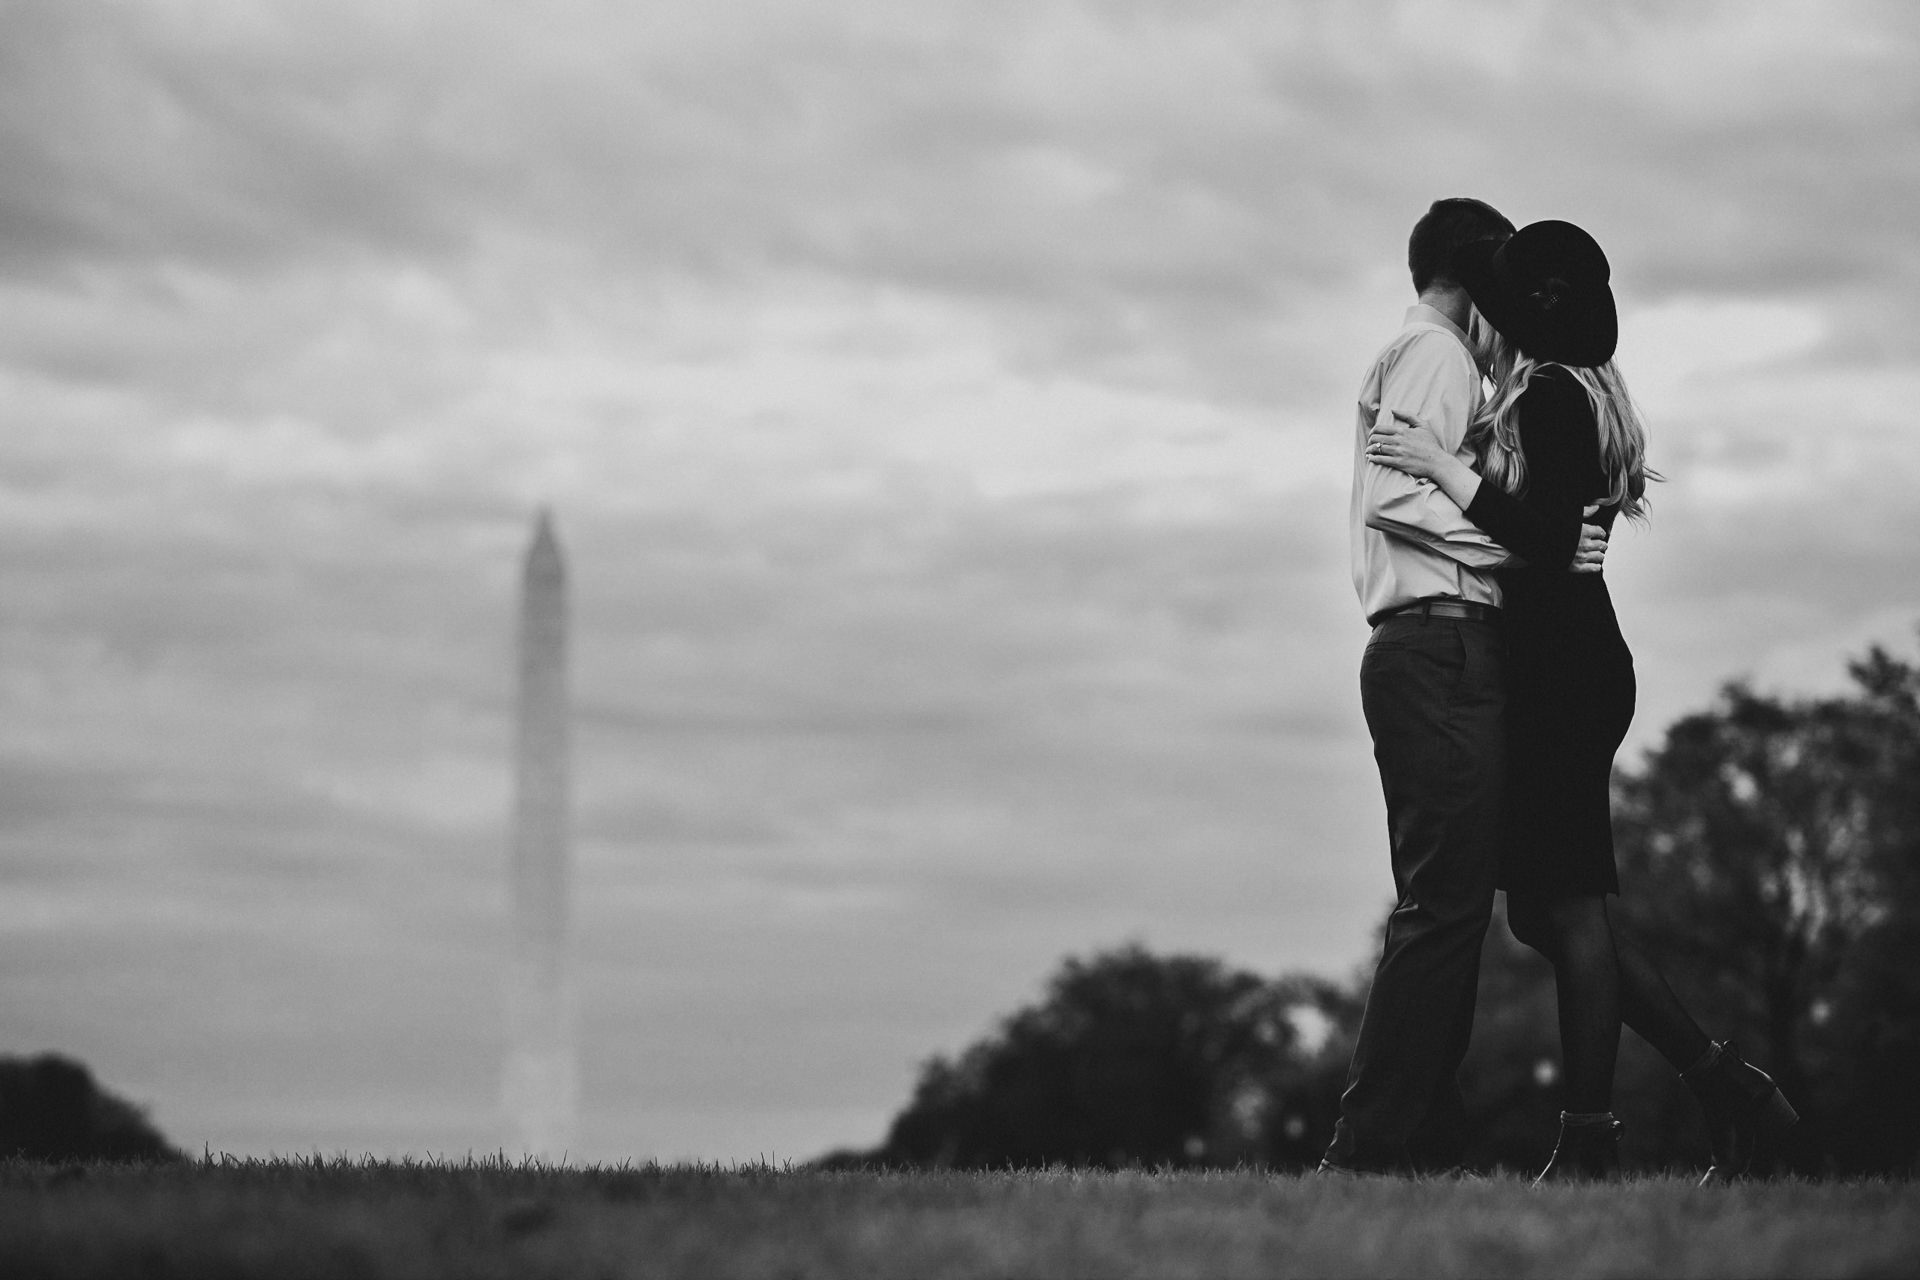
[2,1,1917,1275]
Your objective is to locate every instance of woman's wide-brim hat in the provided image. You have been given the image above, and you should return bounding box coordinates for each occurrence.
[1457,219,1617,367]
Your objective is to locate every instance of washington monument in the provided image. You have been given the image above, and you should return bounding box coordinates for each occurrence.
[502,509,578,1156]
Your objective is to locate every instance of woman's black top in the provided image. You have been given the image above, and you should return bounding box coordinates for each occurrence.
[1462,365,1635,896]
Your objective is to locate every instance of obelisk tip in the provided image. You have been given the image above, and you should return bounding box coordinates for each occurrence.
[526,508,563,573]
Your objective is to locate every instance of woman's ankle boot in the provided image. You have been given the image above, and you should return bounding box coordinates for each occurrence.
[1532,1111,1623,1184]
[1681,1040,1799,1187]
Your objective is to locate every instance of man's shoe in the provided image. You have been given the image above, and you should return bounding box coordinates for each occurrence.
[1532,1111,1623,1184]
[1682,1040,1799,1186]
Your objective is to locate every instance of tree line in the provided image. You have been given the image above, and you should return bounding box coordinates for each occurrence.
[830,639,1920,1175]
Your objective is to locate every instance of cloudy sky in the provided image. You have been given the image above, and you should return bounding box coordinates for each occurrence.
[2,0,1916,1163]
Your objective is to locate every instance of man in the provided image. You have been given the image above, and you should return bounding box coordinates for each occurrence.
[1322,198,1607,1174]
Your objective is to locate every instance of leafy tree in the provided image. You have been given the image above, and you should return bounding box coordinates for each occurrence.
[1243,971,1364,1170]
[0,1053,180,1162]
[872,945,1348,1169]
[1609,641,1920,1172]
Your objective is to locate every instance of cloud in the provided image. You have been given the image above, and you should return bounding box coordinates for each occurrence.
[11,0,1912,440]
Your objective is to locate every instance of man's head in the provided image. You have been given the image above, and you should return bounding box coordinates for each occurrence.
[1408,198,1514,294]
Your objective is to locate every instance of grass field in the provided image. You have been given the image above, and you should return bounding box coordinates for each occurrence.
[2,1156,1915,1279]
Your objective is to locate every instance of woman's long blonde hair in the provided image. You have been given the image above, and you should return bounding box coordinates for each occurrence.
[1464,309,1658,522]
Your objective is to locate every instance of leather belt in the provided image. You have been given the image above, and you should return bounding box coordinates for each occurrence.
[1369,598,1503,627]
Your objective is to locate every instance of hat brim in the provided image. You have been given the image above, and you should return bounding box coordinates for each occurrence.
[1457,229,1617,367]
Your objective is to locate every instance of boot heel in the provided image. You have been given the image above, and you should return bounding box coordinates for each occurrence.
[1686,1041,1797,1185]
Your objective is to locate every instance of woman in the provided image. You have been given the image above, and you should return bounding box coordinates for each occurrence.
[1364,220,1799,1183]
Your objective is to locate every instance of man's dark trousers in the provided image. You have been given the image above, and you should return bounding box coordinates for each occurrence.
[1325,610,1505,1172]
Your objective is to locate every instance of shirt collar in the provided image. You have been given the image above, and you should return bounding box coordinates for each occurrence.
[1406,302,1472,350]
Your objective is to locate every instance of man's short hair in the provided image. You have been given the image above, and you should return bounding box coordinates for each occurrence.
[1409,198,1514,293]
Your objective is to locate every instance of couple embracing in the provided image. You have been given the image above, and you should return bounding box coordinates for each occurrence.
[1324,199,1799,1183]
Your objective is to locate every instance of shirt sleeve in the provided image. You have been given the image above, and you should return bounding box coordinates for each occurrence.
[1461,370,1593,570]
[1359,330,1509,567]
